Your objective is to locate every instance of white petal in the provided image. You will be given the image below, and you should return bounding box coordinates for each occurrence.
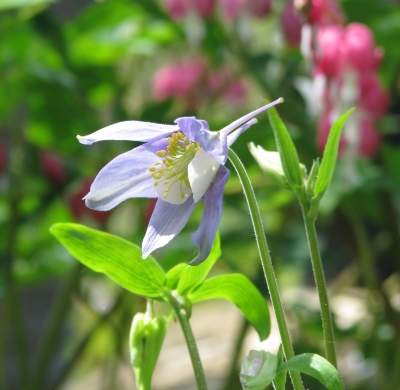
[188,148,220,203]
[154,179,192,205]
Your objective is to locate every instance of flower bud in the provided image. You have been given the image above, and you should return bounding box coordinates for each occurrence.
[249,143,291,190]
[249,143,307,190]
[130,312,168,390]
[240,350,278,390]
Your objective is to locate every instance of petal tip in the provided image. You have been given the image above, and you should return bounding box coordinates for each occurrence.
[77,135,93,145]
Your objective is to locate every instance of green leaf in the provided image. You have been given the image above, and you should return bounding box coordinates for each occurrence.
[277,354,344,390]
[50,223,166,299]
[0,0,55,11]
[188,274,270,340]
[165,264,187,289]
[177,231,221,295]
[266,101,304,193]
[313,108,355,198]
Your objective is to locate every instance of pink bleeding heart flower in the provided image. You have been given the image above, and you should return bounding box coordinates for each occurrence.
[341,23,376,74]
[314,24,344,78]
[358,73,389,118]
[152,60,207,101]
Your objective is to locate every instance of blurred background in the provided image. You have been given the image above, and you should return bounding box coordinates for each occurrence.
[1,0,400,389]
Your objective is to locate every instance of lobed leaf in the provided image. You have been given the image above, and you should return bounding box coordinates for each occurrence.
[188,273,270,340]
[50,223,166,298]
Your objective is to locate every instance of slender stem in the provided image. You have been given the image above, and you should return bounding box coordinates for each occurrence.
[228,149,304,390]
[301,209,337,367]
[165,291,208,390]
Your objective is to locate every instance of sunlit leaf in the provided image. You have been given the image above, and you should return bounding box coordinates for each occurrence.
[188,273,270,340]
[50,223,166,298]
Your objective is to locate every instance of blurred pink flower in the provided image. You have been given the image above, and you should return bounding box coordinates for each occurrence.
[152,59,207,101]
[40,151,66,187]
[207,67,247,104]
[281,0,303,47]
[222,80,247,104]
[247,0,272,18]
[307,0,344,25]
[164,0,191,21]
[358,119,381,158]
[341,23,376,73]
[358,73,389,118]
[220,0,247,20]
[314,24,344,77]
[193,0,216,17]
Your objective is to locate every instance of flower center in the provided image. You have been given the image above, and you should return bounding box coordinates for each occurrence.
[149,132,201,204]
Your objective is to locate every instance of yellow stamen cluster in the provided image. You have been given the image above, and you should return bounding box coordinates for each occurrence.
[149,132,201,200]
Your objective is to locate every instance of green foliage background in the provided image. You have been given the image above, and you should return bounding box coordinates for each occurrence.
[1,0,400,389]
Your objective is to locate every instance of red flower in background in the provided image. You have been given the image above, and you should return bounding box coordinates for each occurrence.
[40,151,67,187]
[246,0,272,18]
[163,0,191,21]
[152,59,207,103]
[297,0,389,159]
[0,144,7,174]
[152,59,248,108]
[280,0,303,47]
[68,179,110,224]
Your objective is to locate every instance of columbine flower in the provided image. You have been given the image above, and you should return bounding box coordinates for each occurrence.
[77,98,283,265]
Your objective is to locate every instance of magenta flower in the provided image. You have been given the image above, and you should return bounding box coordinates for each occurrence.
[77,99,283,264]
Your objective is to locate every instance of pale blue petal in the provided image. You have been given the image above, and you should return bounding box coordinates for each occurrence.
[175,117,228,165]
[77,121,179,145]
[142,197,197,258]
[85,139,168,211]
[189,165,230,265]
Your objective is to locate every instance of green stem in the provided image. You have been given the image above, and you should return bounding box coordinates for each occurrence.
[165,291,208,390]
[228,149,304,390]
[301,209,337,368]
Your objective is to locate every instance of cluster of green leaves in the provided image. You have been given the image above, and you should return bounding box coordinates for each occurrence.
[50,223,271,341]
